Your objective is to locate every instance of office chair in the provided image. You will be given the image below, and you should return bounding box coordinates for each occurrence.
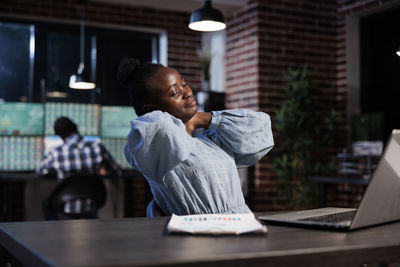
[47,174,106,219]
[146,199,166,217]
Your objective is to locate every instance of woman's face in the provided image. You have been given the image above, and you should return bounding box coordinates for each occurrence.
[146,67,198,123]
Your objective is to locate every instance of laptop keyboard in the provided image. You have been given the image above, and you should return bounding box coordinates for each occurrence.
[298,210,356,224]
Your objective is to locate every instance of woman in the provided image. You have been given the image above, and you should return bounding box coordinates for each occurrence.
[119,58,274,216]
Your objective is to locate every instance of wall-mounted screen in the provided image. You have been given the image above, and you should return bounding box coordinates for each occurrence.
[102,138,131,169]
[101,106,136,138]
[0,136,43,171]
[0,102,44,136]
[45,102,100,136]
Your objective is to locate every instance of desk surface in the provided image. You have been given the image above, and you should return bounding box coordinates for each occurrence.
[1,215,400,267]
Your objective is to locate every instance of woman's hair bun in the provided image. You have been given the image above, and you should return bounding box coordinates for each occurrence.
[118,58,140,85]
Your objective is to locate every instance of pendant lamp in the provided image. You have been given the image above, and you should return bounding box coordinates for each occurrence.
[189,0,226,32]
[397,47,400,56]
[69,8,96,89]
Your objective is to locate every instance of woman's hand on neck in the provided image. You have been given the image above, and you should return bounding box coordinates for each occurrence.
[184,112,212,136]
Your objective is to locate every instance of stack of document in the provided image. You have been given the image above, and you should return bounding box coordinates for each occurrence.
[167,213,267,235]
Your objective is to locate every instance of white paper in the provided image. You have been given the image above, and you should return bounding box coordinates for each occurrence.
[167,213,267,235]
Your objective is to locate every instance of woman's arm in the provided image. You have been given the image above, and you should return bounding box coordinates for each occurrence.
[184,112,212,135]
[204,109,274,167]
[124,111,193,180]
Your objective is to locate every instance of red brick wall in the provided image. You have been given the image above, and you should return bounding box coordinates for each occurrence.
[225,1,259,109]
[226,0,340,211]
[0,0,201,217]
[226,0,398,211]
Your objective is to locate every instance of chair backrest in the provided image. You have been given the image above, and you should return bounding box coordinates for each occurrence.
[48,174,106,219]
[146,199,166,217]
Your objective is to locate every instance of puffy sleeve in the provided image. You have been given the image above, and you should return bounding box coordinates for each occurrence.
[124,111,193,181]
[205,109,274,167]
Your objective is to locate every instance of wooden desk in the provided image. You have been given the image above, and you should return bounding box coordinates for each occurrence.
[1,215,400,266]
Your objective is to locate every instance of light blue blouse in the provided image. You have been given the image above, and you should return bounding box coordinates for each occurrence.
[124,109,274,215]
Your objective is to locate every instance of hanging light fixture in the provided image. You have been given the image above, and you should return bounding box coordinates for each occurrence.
[396,47,400,56]
[189,0,226,32]
[69,7,96,89]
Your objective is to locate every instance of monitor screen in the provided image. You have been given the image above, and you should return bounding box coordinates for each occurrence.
[45,102,100,136]
[43,135,101,155]
[43,135,130,169]
[101,106,136,138]
[102,138,132,169]
[0,136,43,171]
[0,102,44,136]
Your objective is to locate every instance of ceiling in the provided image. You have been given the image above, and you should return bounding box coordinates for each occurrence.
[92,0,247,17]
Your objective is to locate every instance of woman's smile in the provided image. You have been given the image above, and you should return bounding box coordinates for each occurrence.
[184,97,197,108]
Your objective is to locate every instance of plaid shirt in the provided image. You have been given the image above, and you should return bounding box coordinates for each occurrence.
[38,134,122,179]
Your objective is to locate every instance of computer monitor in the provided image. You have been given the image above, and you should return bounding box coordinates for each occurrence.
[43,135,101,156]
[101,106,136,138]
[45,102,100,136]
[43,135,130,169]
[0,102,44,136]
[102,138,132,169]
[0,136,43,171]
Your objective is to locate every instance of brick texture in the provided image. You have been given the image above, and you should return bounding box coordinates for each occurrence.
[226,0,340,211]
[227,0,398,211]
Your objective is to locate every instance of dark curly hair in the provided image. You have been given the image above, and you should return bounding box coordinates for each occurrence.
[118,58,164,116]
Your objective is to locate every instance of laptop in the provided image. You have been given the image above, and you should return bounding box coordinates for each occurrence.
[259,129,400,231]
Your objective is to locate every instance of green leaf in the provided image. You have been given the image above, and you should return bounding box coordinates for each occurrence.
[272,65,338,209]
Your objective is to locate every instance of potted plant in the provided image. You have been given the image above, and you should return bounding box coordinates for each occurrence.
[272,66,338,209]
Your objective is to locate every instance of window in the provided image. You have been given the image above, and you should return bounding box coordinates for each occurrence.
[0,19,160,106]
[0,22,34,102]
[360,7,400,140]
[95,27,158,106]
